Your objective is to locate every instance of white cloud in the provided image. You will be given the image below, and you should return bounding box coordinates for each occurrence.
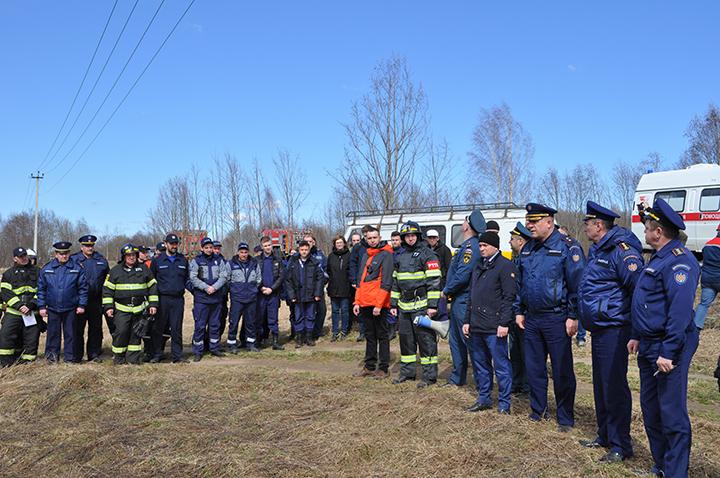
[567,64,577,72]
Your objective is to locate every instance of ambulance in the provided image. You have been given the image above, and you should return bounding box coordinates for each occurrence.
[632,163,720,255]
[344,203,527,253]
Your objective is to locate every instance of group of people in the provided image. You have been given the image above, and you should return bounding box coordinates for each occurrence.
[1,197,718,478]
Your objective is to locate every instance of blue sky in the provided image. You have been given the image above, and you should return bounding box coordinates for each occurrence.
[1,1,718,233]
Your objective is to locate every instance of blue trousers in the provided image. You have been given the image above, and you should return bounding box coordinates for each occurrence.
[591,325,633,456]
[448,295,469,385]
[509,322,530,393]
[312,293,327,338]
[229,300,256,346]
[576,319,587,342]
[256,295,280,337]
[638,328,698,478]
[46,309,77,362]
[156,295,185,361]
[524,315,576,426]
[693,284,719,329]
[330,297,350,335]
[469,333,512,411]
[294,302,316,333]
[192,301,222,355]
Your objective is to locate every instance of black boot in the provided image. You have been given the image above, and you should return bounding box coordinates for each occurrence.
[305,331,316,347]
[272,333,284,351]
[295,334,303,349]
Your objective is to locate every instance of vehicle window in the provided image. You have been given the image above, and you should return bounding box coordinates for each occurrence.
[420,224,446,243]
[451,224,464,248]
[654,190,686,212]
[700,188,720,212]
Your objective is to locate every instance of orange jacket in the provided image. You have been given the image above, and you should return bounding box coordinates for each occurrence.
[354,242,394,309]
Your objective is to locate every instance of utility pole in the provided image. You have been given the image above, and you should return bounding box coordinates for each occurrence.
[31,171,44,252]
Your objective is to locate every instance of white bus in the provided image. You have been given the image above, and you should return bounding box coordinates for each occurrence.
[344,203,527,253]
[632,163,720,254]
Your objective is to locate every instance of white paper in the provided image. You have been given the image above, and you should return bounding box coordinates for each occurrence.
[22,313,37,327]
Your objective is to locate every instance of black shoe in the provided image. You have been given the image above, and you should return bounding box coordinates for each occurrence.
[330,334,338,342]
[229,346,239,355]
[193,354,202,362]
[246,345,260,352]
[416,380,435,389]
[113,356,127,365]
[392,376,415,384]
[89,356,103,363]
[558,425,573,433]
[356,333,365,342]
[142,354,152,363]
[272,334,285,351]
[466,402,493,412]
[210,350,226,357]
[149,356,161,364]
[172,357,190,363]
[304,333,316,347]
[579,437,606,449]
[295,335,303,349]
[599,451,625,463]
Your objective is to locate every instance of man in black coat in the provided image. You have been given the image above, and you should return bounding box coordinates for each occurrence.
[285,241,324,348]
[463,231,517,414]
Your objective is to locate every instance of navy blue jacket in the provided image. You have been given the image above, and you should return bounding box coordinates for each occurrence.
[443,235,481,299]
[228,256,261,303]
[701,235,720,286]
[514,229,586,319]
[37,258,89,312]
[464,252,518,334]
[259,251,285,293]
[631,239,700,362]
[311,246,328,286]
[150,252,190,297]
[70,251,109,299]
[285,255,324,302]
[578,226,644,331]
[348,240,368,286]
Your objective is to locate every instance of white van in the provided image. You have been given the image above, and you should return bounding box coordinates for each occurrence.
[344,203,527,253]
[632,163,720,254]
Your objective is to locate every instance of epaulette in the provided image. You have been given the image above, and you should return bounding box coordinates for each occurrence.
[672,248,685,257]
[563,236,573,245]
[617,242,630,251]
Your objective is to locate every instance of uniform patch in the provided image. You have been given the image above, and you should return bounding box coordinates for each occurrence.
[618,242,630,251]
[572,254,580,262]
[427,260,440,270]
[672,248,685,256]
[462,249,473,264]
[628,262,638,272]
[674,271,688,285]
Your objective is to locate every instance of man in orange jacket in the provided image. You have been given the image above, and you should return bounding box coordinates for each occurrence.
[353,225,394,379]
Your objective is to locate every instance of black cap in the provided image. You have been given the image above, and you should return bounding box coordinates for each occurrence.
[478,231,500,249]
[212,241,222,248]
[254,245,262,253]
[13,247,27,257]
[200,237,213,247]
[156,242,166,252]
[486,220,500,232]
[165,233,179,244]
[237,242,250,251]
[53,241,72,252]
[78,234,97,245]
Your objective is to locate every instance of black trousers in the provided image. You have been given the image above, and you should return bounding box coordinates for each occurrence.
[0,313,40,364]
[360,307,390,372]
[398,311,438,383]
[112,310,143,364]
[154,295,184,360]
[74,298,104,360]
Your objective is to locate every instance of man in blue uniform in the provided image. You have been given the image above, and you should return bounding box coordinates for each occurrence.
[37,241,89,363]
[150,233,190,363]
[629,198,700,478]
[256,236,285,346]
[306,234,329,340]
[441,210,485,387]
[577,201,644,463]
[189,237,229,361]
[514,203,585,432]
[71,234,109,362]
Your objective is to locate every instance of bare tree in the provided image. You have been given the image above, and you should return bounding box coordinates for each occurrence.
[421,138,458,206]
[337,56,429,211]
[223,153,248,245]
[247,157,267,230]
[678,104,720,167]
[468,103,534,205]
[538,167,562,210]
[273,149,308,228]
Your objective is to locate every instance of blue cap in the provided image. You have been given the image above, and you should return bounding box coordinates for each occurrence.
[156,242,166,251]
[78,234,97,245]
[468,209,487,234]
[645,197,686,231]
[525,203,557,221]
[254,245,262,253]
[510,222,532,240]
[212,241,222,248]
[13,247,27,257]
[200,237,213,247]
[237,242,249,250]
[165,233,179,244]
[585,201,620,222]
[53,241,72,252]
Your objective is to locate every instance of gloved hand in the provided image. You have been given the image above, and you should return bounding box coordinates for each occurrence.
[38,318,48,334]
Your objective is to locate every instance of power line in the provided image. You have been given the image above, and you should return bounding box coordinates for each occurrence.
[37,0,120,171]
[42,0,141,171]
[47,0,166,174]
[22,176,33,211]
[46,0,198,193]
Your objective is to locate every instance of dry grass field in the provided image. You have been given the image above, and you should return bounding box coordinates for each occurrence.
[0,296,718,477]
